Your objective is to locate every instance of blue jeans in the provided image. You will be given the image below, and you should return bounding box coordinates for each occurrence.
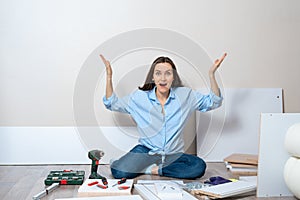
[110,145,206,179]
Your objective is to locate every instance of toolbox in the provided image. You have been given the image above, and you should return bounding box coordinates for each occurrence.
[44,170,85,185]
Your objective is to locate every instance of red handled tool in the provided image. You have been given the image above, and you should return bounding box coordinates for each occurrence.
[88,181,99,186]
[97,184,108,189]
[112,178,126,187]
[102,177,108,185]
[118,185,130,190]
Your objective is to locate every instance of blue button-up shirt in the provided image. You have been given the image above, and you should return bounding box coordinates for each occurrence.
[103,87,222,155]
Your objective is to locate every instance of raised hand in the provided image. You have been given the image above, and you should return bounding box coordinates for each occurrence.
[209,53,227,76]
[209,53,227,97]
[100,54,113,98]
[99,54,112,78]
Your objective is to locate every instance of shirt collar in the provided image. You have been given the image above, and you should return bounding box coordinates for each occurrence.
[148,87,176,103]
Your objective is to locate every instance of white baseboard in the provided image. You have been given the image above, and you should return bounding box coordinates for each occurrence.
[0,126,138,165]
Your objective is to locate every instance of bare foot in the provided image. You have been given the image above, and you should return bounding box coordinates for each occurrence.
[151,166,159,175]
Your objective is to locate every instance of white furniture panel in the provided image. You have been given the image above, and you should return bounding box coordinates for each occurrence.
[257,113,300,197]
[197,88,283,161]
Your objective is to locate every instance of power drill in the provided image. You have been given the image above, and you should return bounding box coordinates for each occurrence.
[88,150,105,180]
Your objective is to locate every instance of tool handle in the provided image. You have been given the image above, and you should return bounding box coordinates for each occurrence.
[118,178,127,184]
[88,181,99,186]
[102,177,108,185]
[97,184,108,189]
[118,185,130,190]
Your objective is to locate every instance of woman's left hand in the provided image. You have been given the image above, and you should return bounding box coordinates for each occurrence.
[209,53,227,76]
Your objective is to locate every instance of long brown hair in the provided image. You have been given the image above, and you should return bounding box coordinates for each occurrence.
[138,56,183,91]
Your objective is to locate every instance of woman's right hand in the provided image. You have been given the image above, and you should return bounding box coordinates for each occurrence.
[100,54,112,78]
[100,54,113,98]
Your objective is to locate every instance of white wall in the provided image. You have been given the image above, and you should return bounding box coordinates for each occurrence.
[1,0,300,126]
[0,0,300,162]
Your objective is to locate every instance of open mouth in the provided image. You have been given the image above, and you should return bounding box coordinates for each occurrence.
[159,83,167,87]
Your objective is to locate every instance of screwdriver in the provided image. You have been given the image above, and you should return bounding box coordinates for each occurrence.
[112,178,127,187]
[88,181,98,186]
[102,177,108,185]
[97,184,108,189]
[118,185,130,190]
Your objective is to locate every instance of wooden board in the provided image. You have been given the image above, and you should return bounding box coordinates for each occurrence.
[55,196,143,200]
[225,162,257,176]
[78,179,133,197]
[228,163,257,168]
[224,153,258,165]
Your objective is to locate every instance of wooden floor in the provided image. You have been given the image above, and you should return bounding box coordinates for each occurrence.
[0,163,296,200]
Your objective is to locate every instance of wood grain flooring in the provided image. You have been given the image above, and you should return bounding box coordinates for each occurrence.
[0,163,296,200]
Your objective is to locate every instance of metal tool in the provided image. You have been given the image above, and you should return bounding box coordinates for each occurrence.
[32,183,59,200]
[112,178,127,187]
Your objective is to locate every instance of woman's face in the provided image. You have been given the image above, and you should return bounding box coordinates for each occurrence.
[153,62,174,96]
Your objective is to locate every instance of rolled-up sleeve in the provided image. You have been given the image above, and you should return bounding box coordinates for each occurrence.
[102,93,116,110]
[102,93,130,113]
[193,89,223,112]
[208,90,223,109]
